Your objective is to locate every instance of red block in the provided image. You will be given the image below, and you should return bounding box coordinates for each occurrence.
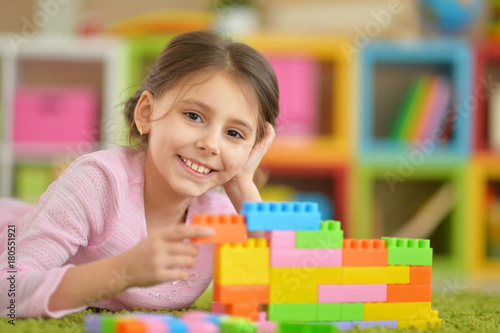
[191,214,247,243]
[342,239,388,266]
[213,284,269,304]
[410,266,432,284]
[387,284,432,302]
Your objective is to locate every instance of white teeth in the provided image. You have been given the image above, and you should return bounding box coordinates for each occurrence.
[180,157,212,174]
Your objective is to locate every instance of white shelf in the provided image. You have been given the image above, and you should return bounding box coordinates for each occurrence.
[0,34,128,197]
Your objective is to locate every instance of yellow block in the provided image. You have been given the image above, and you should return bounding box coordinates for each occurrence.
[215,239,269,267]
[342,266,409,284]
[214,265,269,285]
[271,267,342,285]
[364,302,434,321]
[270,284,317,303]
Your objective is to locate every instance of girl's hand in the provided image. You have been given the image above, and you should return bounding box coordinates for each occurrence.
[119,224,214,288]
[224,122,276,189]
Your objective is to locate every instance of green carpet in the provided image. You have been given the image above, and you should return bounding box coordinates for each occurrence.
[1,290,499,332]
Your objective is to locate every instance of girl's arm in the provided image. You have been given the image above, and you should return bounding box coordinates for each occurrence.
[48,224,214,311]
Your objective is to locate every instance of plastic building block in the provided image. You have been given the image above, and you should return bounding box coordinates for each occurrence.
[342,239,388,267]
[257,312,279,333]
[271,248,342,267]
[382,237,433,266]
[410,265,432,284]
[268,303,317,322]
[317,303,341,321]
[211,302,226,314]
[318,284,387,303]
[215,238,269,267]
[264,230,296,248]
[398,311,442,330]
[340,303,364,321]
[191,214,247,243]
[240,201,321,231]
[214,264,270,285]
[117,319,146,333]
[342,266,409,284]
[226,302,260,321]
[214,238,270,285]
[330,322,354,330]
[364,302,434,321]
[386,284,432,302]
[271,267,342,285]
[277,323,338,333]
[351,320,398,329]
[213,284,269,303]
[270,284,317,303]
[295,220,343,248]
[219,318,257,333]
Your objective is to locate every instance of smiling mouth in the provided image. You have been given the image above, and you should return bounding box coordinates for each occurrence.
[180,156,213,175]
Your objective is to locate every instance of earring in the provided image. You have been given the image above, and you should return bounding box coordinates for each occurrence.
[139,125,144,135]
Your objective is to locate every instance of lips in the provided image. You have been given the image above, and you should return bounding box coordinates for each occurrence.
[180,156,213,175]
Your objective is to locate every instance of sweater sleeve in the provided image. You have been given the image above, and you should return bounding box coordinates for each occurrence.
[0,154,118,318]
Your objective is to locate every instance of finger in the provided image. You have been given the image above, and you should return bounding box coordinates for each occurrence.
[165,242,199,256]
[160,224,215,241]
[163,254,197,269]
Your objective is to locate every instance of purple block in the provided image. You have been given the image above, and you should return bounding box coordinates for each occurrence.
[352,320,398,329]
[271,248,342,267]
[318,284,387,303]
[83,315,101,333]
[330,321,354,330]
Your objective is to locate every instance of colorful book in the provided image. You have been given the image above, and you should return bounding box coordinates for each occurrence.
[391,76,431,140]
[412,76,441,142]
[419,77,452,141]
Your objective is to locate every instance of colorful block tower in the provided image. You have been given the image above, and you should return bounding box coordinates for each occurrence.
[202,201,441,331]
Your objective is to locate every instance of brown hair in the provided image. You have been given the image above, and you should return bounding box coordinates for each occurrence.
[124,30,279,150]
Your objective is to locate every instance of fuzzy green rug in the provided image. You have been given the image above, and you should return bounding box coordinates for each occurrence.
[1,290,499,333]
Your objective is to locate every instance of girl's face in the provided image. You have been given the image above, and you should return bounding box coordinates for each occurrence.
[144,72,259,198]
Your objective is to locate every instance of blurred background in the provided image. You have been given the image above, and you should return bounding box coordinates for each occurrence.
[0,0,499,288]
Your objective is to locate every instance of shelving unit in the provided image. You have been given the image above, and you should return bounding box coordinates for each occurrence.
[0,35,127,197]
[352,161,467,273]
[359,39,472,162]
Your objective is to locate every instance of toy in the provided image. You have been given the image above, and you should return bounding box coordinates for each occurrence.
[211,201,441,330]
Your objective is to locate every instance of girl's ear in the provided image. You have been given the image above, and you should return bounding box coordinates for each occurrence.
[134,90,154,135]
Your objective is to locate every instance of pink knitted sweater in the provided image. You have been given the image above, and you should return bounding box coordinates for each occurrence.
[0,147,236,318]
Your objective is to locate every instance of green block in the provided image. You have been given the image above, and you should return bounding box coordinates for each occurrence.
[220,318,257,333]
[100,315,116,333]
[269,304,317,322]
[278,323,338,333]
[340,303,363,321]
[296,220,344,248]
[317,303,341,321]
[382,237,433,266]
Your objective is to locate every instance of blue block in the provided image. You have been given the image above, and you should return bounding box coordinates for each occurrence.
[240,201,322,231]
[159,314,188,333]
[83,315,101,333]
[352,320,398,329]
[329,321,354,330]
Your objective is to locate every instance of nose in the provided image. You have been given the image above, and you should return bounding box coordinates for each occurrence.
[196,130,220,156]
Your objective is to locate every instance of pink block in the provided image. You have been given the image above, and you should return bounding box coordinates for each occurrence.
[268,57,319,136]
[185,321,219,333]
[181,310,211,321]
[14,86,99,144]
[318,284,387,303]
[264,230,296,248]
[257,311,278,333]
[211,301,226,314]
[271,248,342,267]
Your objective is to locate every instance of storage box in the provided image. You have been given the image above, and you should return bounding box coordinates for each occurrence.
[268,58,319,136]
[13,86,99,144]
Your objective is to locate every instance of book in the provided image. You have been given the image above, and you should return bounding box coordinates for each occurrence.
[489,86,500,151]
[419,77,452,142]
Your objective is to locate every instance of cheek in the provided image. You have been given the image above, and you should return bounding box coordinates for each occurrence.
[223,146,252,171]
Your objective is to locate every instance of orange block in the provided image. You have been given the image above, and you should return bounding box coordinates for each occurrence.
[213,284,269,304]
[191,214,247,243]
[226,302,259,321]
[410,266,432,284]
[342,239,388,266]
[387,284,432,302]
[117,320,146,333]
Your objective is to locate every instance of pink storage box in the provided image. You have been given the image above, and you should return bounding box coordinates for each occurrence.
[268,57,319,136]
[14,86,99,144]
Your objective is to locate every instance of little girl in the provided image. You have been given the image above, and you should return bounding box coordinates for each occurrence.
[0,30,279,318]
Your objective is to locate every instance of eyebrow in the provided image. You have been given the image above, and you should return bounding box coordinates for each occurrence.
[181,98,255,132]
